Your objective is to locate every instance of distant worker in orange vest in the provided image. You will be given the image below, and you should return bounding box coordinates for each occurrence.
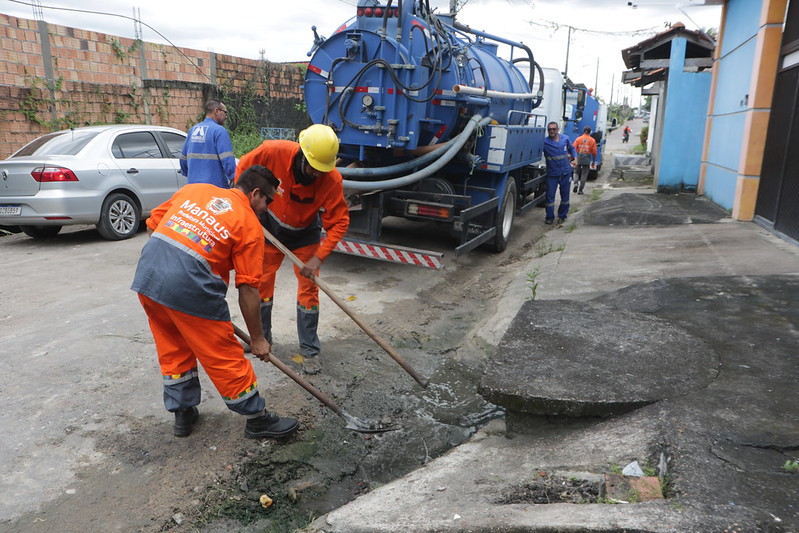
[622,125,632,143]
[236,125,350,376]
[573,126,598,195]
[132,165,300,440]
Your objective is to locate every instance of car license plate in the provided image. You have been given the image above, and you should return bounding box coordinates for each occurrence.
[0,205,21,216]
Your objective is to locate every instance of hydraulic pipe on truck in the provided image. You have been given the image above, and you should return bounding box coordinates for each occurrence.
[341,114,491,192]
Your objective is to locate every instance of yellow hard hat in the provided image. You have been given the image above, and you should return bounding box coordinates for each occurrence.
[299,124,339,172]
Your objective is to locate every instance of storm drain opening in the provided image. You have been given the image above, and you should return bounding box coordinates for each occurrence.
[494,467,667,505]
[494,473,603,505]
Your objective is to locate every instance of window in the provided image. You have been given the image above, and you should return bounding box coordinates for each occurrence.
[159,132,186,158]
[12,130,99,157]
[112,132,163,159]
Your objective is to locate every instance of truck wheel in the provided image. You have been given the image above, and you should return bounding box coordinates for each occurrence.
[96,192,140,240]
[20,225,62,239]
[491,178,516,253]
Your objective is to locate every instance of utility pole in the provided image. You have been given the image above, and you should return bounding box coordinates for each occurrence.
[595,57,599,97]
[564,25,572,78]
[610,73,615,105]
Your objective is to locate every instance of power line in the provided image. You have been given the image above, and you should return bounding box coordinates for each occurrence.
[6,0,212,82]
[527,19,661,37]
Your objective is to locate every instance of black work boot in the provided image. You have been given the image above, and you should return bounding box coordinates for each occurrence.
[245,411,299,439]
[173,406,199,437]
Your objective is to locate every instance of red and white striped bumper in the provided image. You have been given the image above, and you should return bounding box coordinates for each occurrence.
[334,238,444,270]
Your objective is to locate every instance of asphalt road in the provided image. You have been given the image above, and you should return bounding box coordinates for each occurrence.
[0,183,562,529]
[0,121,629,529]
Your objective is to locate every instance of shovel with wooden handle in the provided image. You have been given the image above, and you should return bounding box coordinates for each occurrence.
[233,324,396,433]
[262,227,430,389]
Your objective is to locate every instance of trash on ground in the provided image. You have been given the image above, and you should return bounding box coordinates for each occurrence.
[622,461,644,477]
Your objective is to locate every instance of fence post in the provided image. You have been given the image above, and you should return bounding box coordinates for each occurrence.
[36,20,57,126]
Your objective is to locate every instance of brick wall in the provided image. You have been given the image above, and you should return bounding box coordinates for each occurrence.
[0,13,308,158]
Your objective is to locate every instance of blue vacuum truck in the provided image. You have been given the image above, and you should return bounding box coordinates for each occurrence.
[304,1,589,268]
[562,80,607,181]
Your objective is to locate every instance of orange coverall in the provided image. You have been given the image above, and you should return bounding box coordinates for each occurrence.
[132,184,266,415]
[236,140,350,357]
[573,133,598,193]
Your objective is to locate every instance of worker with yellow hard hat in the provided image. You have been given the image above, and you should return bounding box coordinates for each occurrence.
[235,124,349,375]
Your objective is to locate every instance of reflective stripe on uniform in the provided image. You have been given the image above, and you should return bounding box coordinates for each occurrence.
[151,232,215,275]
[222,381,259,405]
[163,367,199,384]
[185,152,222,161]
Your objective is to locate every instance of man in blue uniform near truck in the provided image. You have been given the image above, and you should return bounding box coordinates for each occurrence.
[180,99,236,188]
[543,121,577,226]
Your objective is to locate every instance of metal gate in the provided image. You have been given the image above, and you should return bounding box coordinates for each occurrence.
[755,0,799,240]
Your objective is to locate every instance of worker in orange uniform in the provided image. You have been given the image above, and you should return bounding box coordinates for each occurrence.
[131,165,300,440]
[236,125,350,375]
[572,126,598,195]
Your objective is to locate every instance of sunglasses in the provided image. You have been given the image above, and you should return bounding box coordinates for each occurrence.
[256,189,274,205]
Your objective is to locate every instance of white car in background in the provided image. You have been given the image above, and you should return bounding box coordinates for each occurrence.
[0,124,187,240]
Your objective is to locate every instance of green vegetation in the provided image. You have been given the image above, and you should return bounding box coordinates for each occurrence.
[526,267,541,300]
[784,459,799,473]
[19,72,155,131]
[107,37,142,61]
[230,130,265,158]
[534,238,565,258]
[670,500,686,512]
[639,125,649,145]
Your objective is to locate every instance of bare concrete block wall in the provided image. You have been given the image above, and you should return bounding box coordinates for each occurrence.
[0,13,307,158]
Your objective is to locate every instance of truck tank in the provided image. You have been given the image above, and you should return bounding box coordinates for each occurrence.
[304,0,549,265]
[305,2,540,152]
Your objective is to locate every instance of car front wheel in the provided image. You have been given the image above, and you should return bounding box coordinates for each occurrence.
[96,193,140,240]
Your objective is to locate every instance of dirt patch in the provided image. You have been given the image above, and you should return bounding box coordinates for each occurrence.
[1,193,560,531]
[494,474,601,505]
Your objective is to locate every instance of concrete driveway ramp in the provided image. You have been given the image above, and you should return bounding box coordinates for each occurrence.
[479,299,718,418]
[584,192,729,226]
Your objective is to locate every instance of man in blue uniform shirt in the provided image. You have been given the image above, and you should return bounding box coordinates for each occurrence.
[542,121,576,226]
[180,99,236,188]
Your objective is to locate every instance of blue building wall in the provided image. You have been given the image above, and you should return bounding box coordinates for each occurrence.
[701,0,762,210]
[721,0,763,54]
[658,37,712,193]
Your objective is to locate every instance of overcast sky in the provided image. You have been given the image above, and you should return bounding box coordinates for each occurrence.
[2,0,722,106]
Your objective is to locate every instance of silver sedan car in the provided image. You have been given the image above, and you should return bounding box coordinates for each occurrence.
[0,124,187,240]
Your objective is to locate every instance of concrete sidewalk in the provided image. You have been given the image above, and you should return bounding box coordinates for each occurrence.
[309,184,799,532]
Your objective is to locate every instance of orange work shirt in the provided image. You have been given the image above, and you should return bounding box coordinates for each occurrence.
[574,133,597,165]
[145,184,264,287]
[133,184,264,320]
[236,140,349,260]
